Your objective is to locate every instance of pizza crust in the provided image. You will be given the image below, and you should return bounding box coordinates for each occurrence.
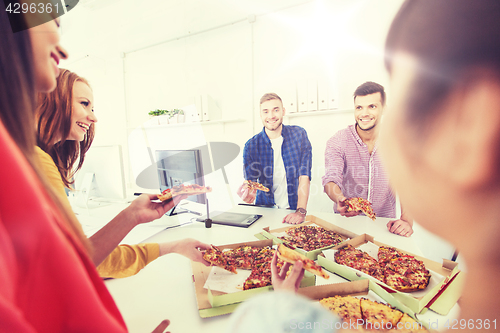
[335,244,430,292]
[157,184,212,202]
[319,296,428,331]
[277,244,329,279]
[245,180,270,192]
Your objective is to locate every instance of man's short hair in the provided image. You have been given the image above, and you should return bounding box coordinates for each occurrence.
[353,82,386,106]
[260,93,282,105]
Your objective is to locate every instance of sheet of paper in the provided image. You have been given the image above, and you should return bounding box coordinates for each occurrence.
[203,266,252,293]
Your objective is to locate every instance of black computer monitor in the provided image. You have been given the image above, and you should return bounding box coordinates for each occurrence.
[155,149,207,204]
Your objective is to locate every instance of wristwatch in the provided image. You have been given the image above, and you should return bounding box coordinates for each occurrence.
[296,207,307,216]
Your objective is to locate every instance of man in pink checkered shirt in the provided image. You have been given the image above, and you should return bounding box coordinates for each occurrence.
[321,82,413,237]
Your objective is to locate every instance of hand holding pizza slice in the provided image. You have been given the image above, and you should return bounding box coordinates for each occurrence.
[342,197,376,220]
[276,244,329,279]
[244,180,269,192]
[157,184,212,202]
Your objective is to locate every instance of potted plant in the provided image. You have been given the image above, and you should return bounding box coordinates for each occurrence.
[148,109,169,125]
[168,109,178,124]
[176,109,185,123]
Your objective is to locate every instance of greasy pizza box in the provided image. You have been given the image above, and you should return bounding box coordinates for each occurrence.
[254,215,359,260]
[191,238,316,318]
[297,279,430,330]
[317,234,464,315]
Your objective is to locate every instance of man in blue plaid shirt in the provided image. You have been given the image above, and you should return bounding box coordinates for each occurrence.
[237,93,312,224]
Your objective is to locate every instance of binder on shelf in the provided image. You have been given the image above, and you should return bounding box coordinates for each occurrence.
[201,94,222,121]
[307,80,318,112]
[190,95,203,122]
[297,81,308,112]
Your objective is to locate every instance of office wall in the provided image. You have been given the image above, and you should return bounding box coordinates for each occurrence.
[60,0,404,212]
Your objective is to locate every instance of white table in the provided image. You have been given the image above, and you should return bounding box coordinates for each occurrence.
[76,204,460,332]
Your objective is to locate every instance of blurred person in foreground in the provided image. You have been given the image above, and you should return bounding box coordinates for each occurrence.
[229,0,500,331]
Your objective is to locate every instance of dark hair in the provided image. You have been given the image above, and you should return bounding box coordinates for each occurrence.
[36,69,95,188]
[260,93,282,105]
[0,3,36,158]
[385,0,500,125]
[353,81,386,106]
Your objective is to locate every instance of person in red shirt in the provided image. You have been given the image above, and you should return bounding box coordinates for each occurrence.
[0,5,168,332]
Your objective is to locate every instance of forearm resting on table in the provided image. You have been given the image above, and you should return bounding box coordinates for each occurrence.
[400,203,413,226]
[324,182,344,204]
[296,175,310,209]
[88,208,139,266]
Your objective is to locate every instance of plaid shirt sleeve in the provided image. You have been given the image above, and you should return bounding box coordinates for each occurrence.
[298,129,312,179]
[321,132,345,191]
[243,139,259,182]
[282,126,312,210]
[243,132,275,207]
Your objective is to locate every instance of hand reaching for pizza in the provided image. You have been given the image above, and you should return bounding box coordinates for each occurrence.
[337,196,361,217]
[271,252,304,293]
[159,238,212,266]
[387,219,414,237]
[236,182,257,204]
[127,193,189,226]
[282,211,305,224]
[151,319,170,333]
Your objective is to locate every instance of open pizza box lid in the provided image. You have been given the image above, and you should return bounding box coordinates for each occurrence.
[317,234,465,315]
[191,238,315,318]
[298,279,430,330]
[254,215,359,260]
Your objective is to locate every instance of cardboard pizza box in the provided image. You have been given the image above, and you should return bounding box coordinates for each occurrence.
[254,215,359,260]
[191,238,316,318]
[317,234,465,315]
[298,279,430,330]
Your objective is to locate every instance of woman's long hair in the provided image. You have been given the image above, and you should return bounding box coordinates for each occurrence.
[0,5,90,252]
[36,69,95,188]
[0,4,36,158]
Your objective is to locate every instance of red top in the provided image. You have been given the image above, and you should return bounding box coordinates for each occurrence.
[0,121,127,332]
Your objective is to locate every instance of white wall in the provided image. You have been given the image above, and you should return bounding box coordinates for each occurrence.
[60,0,404,212]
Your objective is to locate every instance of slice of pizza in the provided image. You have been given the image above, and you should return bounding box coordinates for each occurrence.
[397,313,428,332]
[226,246,260,270]
[383,256,430,292]
[378,246,402,265]
[276,244,329,279]
[319,295,363,324]
[243,267,272,290]
[202,245,237,274]
[157,183,212,202]
[343,197,376,220]
[245,180,270,192]
[360,298,403,329]
[279,226,344,252]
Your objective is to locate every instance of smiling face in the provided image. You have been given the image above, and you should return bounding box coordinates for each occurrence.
[68,81,97,142]
[354,92,383,132]
[28,19,68,92]
[260,98,285,133]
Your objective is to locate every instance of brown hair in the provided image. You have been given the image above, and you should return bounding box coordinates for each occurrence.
[0,6,90,251]
[385,0,500,127]
[36,69,95,188]
[353,81,386,106]
[0,4,36,158]
[260,92,282,105]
